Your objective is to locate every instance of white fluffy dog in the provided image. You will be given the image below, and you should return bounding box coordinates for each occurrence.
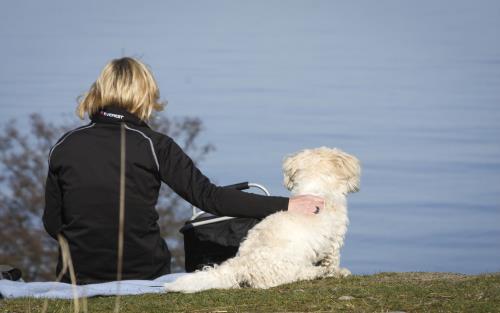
[164,147,361,293]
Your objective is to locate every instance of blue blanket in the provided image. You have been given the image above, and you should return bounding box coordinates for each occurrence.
[0,273,186,299]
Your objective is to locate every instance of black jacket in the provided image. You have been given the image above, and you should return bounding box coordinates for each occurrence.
[43,105,289,284]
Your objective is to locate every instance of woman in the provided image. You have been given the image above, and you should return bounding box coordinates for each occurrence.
[43,57,324,284]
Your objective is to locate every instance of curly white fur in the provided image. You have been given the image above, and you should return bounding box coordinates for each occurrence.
[164,147,361,293]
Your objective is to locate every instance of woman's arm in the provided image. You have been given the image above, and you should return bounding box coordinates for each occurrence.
[157,136,290,218]
[43,167,63,239]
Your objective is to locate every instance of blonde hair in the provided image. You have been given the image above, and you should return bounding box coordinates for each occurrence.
[77,57,165,120]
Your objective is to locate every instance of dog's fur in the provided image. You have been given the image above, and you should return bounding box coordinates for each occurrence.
[164,147,361,293]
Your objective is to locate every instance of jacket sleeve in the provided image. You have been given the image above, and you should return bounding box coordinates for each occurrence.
[157,136,289,218]
[43,164,63,240]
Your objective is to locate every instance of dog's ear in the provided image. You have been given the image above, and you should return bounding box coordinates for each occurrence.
[331,150,361,193]
[282,151,304,191]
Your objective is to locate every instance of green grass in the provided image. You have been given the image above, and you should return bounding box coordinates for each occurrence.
[2,272,499,313]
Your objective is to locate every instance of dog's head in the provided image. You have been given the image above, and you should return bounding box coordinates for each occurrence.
[283,147,361,196]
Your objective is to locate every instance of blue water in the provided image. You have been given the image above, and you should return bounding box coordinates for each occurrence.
[1,1,499,274]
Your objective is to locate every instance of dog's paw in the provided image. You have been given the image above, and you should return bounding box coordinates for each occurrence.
[164,276,200,293]
[323,267,351,278]
[338,267,351,277]
[164,281,199,294]
[164,282,182,293]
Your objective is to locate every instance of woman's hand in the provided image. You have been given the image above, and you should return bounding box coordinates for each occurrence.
[287,195,325,214]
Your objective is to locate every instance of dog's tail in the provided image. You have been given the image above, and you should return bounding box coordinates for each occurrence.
[164,262,240,293]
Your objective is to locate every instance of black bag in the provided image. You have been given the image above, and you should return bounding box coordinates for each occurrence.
[180,215,260,272]
[0,265,22,281]
[180,182,267,272]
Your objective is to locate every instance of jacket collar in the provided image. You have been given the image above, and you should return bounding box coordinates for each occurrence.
[90,105,148,127]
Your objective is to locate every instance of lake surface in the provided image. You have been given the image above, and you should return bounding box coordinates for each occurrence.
[1,1,499,274]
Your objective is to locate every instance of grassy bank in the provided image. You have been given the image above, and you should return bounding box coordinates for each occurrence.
[2,272,499,312]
